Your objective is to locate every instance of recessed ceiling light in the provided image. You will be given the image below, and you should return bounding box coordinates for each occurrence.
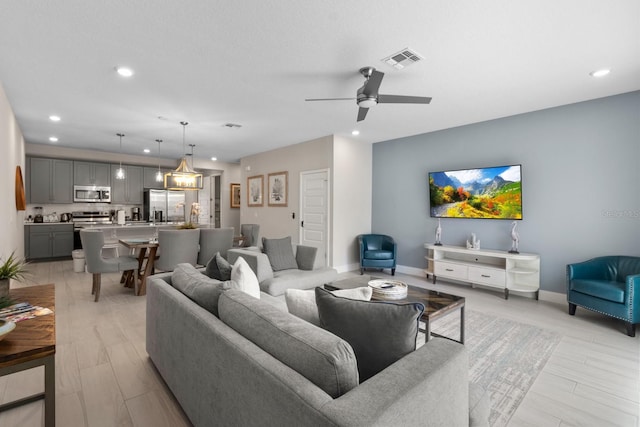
[116,66,134,77]
[590,69,611,78]
[49,115,61,122]
[211,157,217,161]
[352,130,360,136]
[49,137,58,142]
[143,148,151,153]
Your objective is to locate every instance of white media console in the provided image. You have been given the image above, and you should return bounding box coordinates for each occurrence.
[424,244,540,299]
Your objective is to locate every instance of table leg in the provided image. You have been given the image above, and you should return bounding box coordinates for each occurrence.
[459,306,465,344]
[44,354,55,427]
[137,246,157,296]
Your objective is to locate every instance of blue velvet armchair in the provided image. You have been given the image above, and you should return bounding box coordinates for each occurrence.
[567,256,640,337]
[358,234,397,276]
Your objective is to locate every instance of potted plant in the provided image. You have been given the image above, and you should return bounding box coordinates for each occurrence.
[0,251,29,304]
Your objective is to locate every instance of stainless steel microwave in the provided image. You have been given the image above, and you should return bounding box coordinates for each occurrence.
[73,185,111,203]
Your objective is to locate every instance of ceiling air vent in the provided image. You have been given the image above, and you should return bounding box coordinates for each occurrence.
[381,47,424,70]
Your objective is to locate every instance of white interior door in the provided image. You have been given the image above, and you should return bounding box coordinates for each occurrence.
[300,169,330,268]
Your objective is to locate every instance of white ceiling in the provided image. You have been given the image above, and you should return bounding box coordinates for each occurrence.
[0,1,638,164]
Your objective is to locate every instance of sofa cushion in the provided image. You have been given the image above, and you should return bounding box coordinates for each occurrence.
[230,257,261,299]
[205,252,232,281]
[262,236,298,271]
[261,267,338,296]
[171,263,230,316]
[295,245,317,271]
[364,249,394,260]
[570,279,625,303]
[285,286,373,326]
[315,287,424,382]
[218,289,359,398]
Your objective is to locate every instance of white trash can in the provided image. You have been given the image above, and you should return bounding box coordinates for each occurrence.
[72,249,85,273]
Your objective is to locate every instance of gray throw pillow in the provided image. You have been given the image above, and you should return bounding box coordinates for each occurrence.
[262,236,298,271]
[315,287,424,382]
[172,263,231,316]
[205,252,232,281]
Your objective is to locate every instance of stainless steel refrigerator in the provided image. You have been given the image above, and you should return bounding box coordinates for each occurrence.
[144,189,186,222]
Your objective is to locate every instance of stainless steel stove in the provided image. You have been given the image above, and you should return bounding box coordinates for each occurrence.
[72,211,112,249]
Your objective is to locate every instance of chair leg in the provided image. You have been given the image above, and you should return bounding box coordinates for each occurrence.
[91,274,97,295]
[360,268,364,275]
[93,273,101,302]
[568,303,576,315]
[625,322,636,337]
[391,268,395,276]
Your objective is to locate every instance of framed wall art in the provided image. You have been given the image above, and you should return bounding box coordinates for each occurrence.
[230,183,241,208]
[268,171,288,207]
[247,175,264,207]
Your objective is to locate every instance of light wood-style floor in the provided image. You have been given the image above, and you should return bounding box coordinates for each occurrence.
[0,260,638,427]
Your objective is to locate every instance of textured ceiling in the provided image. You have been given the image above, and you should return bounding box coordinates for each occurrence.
[0,1,638,164]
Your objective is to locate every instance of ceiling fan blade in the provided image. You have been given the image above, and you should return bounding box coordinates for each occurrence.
[305,97,355,101]
[377,94,432,104]
[362,70,384,96]
[357,107,369,122]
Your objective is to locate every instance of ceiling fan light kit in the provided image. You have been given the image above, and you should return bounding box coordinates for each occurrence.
[306,66,432,122]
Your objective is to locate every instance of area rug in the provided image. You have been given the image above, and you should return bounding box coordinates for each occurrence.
[417,309,561,427]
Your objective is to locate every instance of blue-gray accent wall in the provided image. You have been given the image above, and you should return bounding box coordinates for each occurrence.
[372,91,640,293]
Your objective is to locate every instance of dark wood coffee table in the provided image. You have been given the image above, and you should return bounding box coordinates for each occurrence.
[326,276,465,344]
[0,284,56,426]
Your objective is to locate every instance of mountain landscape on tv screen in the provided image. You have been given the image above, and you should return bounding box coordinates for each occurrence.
[429,165,522,219]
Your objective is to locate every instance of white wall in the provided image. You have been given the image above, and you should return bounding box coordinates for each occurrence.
[240,136,333,242]
[331,136,372,272]
[0,82,26,259]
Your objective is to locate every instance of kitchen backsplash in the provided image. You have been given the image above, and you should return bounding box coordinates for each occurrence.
[25,202,142,220]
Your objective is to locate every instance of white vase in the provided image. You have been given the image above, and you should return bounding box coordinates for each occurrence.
[0,279,9,299]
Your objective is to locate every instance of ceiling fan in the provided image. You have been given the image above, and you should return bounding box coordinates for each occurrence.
[305,66,432,122]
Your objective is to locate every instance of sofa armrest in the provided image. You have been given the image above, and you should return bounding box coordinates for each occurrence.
[295,245,317,270]
[322,338,469,426]
[228,248,274,283]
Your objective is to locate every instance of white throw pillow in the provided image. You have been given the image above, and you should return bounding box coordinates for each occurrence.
[285,286,372,326]
[230,257,261,299]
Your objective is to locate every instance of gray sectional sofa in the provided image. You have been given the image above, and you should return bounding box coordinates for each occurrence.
[146,269,489,427]
[227,245,338,296]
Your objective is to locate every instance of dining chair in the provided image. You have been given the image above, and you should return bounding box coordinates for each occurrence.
[240,224,260,248]
[197,227,235,265]
[80,229,139,302]
[155,229,201,272]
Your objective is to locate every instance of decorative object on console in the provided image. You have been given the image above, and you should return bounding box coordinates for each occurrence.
[247,175,263,206]
[509,221,520,253]
[434,218,442,245]
[267,171,288,206]
[164,121,204,190]
[0,251,30,299]
[466,233,481,250]
[429,164,522,219]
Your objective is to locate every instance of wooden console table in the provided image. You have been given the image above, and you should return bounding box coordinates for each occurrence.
[0,284,56,426]
[424,244,540,299]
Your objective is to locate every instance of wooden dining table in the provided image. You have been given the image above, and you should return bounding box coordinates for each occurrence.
[118,238,159,296]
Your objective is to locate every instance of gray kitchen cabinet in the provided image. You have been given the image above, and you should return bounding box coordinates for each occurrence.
[74,161,111,186]
[111,164,144,204]
[28,157,73,204]
[143,166,171,189]
[26,224,74,260]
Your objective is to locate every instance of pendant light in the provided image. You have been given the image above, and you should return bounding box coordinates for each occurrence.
[163,121,203,190]
[116,133,125,180]
[155,139,163,182]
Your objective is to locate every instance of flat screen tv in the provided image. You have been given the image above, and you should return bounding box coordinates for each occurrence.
[429,164,522,219]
